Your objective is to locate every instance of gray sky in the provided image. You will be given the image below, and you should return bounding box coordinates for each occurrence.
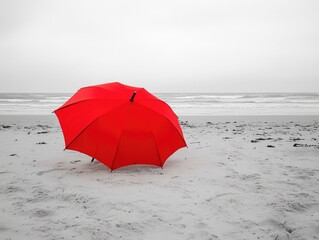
[1,0,319,93]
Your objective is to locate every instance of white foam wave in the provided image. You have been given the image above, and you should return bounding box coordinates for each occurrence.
[39,99,67,103]
[0,99,33,102]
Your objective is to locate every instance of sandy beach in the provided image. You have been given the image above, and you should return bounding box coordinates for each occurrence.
[0,114,319,240]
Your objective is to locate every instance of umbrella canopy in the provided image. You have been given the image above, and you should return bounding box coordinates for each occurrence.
[54,82,187,170]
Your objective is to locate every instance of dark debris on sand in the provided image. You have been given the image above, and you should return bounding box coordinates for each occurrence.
[36,124,51,129]
[180,121,196,128]
[1,125,12,129]
[293,143,319,148]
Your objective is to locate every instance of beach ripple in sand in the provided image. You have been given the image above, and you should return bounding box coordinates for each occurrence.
[0,115,318,240]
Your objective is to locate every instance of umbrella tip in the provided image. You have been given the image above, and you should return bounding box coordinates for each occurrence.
[130,91,137,102]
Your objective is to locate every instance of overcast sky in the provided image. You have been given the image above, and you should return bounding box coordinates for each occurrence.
[0,0,318,93]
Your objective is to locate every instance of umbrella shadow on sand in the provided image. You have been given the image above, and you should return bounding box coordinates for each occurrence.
[80,159,180,174]
[55,155,184,176]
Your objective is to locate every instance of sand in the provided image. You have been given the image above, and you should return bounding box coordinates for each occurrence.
[0,115,319,240]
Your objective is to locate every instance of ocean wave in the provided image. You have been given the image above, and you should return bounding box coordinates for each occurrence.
[240,93,319,99]
[174,95,245,100]
[0,99,33,102]
[45,96,71,100]
[39,99,67,103]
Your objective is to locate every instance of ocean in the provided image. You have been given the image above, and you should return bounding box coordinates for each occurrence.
[0,92,318,116]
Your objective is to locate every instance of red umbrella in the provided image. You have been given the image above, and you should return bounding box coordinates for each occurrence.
[54,82,187,170]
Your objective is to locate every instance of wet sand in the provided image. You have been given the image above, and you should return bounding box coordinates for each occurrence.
[0,115,319,240]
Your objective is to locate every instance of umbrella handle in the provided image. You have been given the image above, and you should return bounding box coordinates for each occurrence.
[130,91,137,102]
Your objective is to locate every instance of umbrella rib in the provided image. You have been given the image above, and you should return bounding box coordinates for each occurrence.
[151,131,163,167]
[137,99,179,119]
[110,132,123,171]
[55,99,124,112]
[64,119,97,150]
[135,103,187,147]
[64,102,128,150]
